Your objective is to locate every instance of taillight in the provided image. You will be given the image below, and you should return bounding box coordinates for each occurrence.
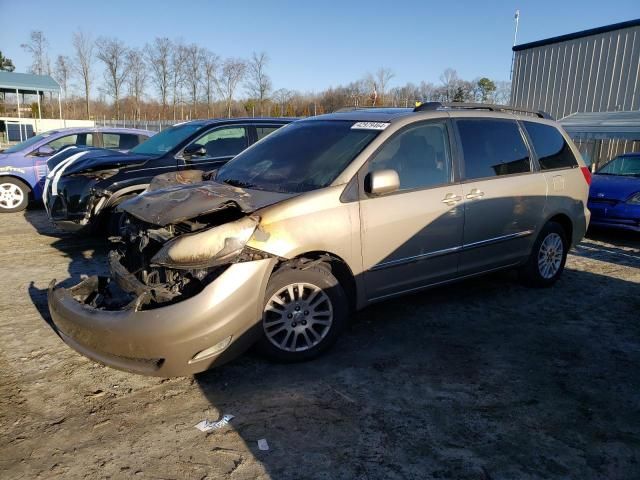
[580,166,592,185]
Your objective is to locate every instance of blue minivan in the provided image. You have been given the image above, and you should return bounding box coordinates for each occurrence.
[0,127,152,212]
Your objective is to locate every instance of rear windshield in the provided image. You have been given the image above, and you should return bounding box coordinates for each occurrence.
[216,120,380,193]
[129,123,202,156]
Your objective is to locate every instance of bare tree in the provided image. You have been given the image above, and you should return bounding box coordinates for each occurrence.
[346,80,367,107]
[219,58,246,118]
[272,88,295,116]
[245,51,272,115]
[53,55,71,116]
[201,50,219,117]
[439,68,460,102]
[21,31,50,75]
[418,81,436,102]
[184,44,204,118]
[145,37,172,116]
[72,31,94,118]
[96,37,129,119]
[126,49,147,120]
[375,67,394,105]
[494,81,512,104]
[170,41,187,120]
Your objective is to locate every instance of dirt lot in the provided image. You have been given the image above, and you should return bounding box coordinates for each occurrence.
[0,209,639,480]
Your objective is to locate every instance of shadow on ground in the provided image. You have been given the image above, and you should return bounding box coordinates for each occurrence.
[22,208,640,479]
[194,266,640,479]
[24,208,108,328]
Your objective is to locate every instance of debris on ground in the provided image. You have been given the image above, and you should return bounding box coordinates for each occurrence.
[194,414,235,432]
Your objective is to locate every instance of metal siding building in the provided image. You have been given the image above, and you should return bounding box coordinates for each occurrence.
[511,19,640,120]
[511,19,640,167]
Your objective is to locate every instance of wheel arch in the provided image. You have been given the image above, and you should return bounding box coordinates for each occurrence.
[282,250,358,312]
[545,212,573,246]
[104,184,148,209]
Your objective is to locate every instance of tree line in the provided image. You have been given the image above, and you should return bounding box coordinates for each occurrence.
[1,31,511,122]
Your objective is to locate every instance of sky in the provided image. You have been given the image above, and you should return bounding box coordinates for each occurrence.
[0,0,638,95]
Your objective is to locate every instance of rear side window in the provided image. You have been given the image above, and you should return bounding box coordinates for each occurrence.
[256,126,281,141]
[456,119,530,180]
[103,133,140,150]
[523,122,577,170]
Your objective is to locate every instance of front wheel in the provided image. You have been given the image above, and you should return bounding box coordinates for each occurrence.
[257,262,348,362]
[519,221,569,287]
[0,178,30,213]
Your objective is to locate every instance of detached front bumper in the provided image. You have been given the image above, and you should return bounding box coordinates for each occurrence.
[48,258,277,376]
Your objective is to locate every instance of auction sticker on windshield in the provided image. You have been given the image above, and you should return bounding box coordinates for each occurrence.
[350,122,390,130]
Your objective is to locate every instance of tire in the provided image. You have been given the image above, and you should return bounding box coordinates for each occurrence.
[105,193,139,236]
[519,221,569,288]
[257,262,348,362]
[0,178,30,213]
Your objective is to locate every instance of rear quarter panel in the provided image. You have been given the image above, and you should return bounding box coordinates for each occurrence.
[542,130,590,246]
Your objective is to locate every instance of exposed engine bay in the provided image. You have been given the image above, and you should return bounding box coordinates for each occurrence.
[75,207,272,312]
[67,175,295,312]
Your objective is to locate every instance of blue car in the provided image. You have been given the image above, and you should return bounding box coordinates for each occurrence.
[0,127,153,212]
[588,152,640,232]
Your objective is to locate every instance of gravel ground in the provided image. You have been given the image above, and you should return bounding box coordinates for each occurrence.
[1,209,639,480]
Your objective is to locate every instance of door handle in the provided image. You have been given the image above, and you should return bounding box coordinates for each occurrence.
[441,193,462,205]
[466,188,485,200]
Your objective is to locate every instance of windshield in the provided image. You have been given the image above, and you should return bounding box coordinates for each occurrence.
[129,123,202,156]
[597,155,640,176]
[216,120,380,193]
[2,132,53,153]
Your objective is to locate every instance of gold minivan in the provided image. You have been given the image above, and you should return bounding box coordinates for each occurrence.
[48,104,591,376]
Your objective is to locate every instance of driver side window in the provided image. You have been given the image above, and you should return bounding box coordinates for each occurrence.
[367,122,452,191]
[47,133,93,152]
[187,126,248,161]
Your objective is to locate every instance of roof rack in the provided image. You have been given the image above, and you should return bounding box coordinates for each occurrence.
[413,102,553,120]
[333,106,407,113]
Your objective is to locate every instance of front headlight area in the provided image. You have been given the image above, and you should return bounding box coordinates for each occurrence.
[151,216,260,269]
[626,191,640,205]
[92,214,274,312]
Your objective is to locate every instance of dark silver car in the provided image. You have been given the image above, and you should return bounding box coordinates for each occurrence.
[48,103,591,376]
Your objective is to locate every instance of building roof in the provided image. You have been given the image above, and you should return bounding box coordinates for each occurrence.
[560,110,640,140]
[513,18,640,52]
[0,71,61,94]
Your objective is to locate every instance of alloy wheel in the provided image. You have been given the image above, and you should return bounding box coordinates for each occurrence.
[0,183,24,209]
[263,282,333,352]
[538,232,564,279]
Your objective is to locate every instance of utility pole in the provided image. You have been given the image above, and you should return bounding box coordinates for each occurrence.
[510,9,520,81]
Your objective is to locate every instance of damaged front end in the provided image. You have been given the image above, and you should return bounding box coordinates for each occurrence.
[47,207,279,375]
[90,210,271,311]
[47,177,294,375]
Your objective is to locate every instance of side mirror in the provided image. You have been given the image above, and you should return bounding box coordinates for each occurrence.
[183,144,207,159]
[365,169,400,196]
[36,145,55,157]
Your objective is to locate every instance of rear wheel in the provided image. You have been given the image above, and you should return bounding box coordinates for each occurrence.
[519,221,568,287]
[257,262,348,362]
[0,178,30,213]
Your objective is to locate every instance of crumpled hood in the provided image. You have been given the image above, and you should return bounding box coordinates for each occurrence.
[590,174,640,201]
[119,174,294,226]
[61,151,153,176]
